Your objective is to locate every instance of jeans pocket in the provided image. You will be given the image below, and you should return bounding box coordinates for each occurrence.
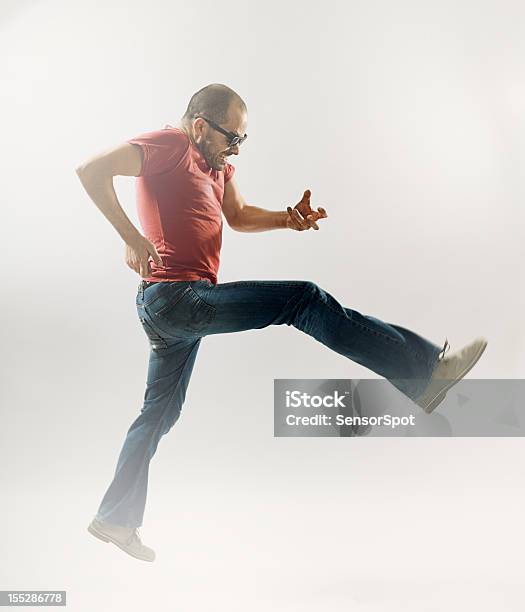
[152,283,216,336]
[144,282,191,311]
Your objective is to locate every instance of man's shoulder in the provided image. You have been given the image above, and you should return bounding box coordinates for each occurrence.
[151,125,188,143]
[130,125,188,146]
[128,126,190,176]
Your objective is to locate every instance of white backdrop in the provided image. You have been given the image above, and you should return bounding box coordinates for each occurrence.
[1,1,524,610]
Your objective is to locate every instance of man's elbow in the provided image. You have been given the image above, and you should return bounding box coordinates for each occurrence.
[229,216,248,232]
[225,211,243,231]
[75,161,93,181]
[75,164,89,190]
[75,160,109,185]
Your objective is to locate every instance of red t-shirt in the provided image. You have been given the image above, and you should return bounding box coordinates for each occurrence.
[128,126,235,284]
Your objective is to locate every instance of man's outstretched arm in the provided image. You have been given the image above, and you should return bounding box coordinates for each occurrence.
[222,179,328,233]
[75,143,162,277]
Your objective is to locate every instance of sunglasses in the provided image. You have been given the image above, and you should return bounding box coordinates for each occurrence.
[197,116,248,148]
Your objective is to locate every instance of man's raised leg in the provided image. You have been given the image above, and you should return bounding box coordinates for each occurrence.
[186,279,442,401]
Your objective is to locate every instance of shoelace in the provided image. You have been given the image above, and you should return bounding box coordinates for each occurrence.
[125,529,141,546]
[438,338,450,361]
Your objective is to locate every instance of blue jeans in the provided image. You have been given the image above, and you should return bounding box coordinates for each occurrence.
[96,279,441,527]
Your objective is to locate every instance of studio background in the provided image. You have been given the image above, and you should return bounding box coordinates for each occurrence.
[1,1,524,610]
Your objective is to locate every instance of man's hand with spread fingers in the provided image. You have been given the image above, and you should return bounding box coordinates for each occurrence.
[286,189,328,231]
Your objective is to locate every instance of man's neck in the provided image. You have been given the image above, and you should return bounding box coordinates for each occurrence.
[180,123,196,146]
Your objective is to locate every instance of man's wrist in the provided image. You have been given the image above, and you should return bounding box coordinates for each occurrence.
[120,225,142,245]
[278,210,290,229]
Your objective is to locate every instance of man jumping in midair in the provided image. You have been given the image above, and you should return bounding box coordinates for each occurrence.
[76,83,487,562]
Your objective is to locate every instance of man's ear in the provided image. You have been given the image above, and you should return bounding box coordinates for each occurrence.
[192,118,206,143]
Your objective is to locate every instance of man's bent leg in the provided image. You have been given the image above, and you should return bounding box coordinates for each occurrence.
[96,337,201,528]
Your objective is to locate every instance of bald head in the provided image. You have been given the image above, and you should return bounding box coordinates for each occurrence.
[182,83,247,126]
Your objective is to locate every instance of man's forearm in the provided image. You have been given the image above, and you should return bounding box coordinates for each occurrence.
[76,166,141,244]
[233,205,288,232]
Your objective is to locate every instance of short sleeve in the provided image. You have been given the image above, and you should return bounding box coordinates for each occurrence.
[127,128,188,176]
[223,162,235,184]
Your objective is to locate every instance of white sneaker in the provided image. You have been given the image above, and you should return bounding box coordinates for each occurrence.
[416,337,488,414]
[87,517,155,562]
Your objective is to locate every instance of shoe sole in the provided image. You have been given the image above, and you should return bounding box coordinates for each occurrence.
[422,340,488,414]
[87,523,155,562]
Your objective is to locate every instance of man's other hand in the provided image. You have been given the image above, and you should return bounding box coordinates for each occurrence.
[286,189,328,231]
[125,235,163,278]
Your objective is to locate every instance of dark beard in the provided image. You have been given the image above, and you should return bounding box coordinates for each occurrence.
[196,138,223,171]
